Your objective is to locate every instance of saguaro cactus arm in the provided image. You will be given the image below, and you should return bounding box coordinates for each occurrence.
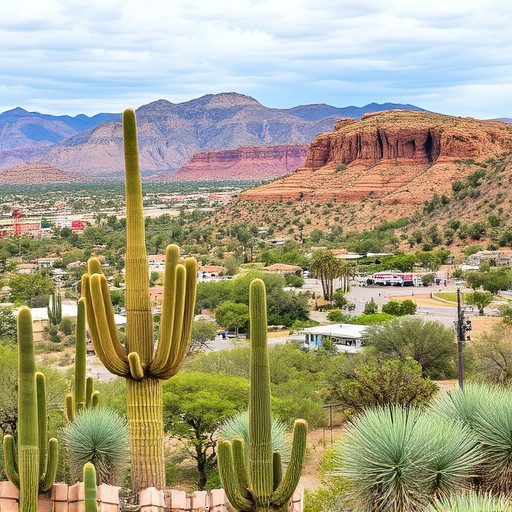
[83,462,98,512]
[2,435,19,487]
[270,420,307,507]
[217,441,254,512]
[84,272,129,377]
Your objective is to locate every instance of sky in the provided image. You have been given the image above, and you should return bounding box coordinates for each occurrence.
[1,0,512,119]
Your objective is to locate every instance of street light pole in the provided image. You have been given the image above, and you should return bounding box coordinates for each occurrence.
[456,285,465,390]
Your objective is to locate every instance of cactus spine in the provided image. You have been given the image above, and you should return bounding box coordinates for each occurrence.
[81,109,197,493]
[217,279,307,512]
[2,307,59,512]
[47,291,62,325]
[65,298,99,423]
[83,462,98,512]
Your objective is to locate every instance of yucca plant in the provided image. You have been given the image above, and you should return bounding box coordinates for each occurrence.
[336,405,480,512]
[429,382,501,426]
[63,408,129,485]
[218,411,290,465]
[428,491,512,511]
[430,382,512,494]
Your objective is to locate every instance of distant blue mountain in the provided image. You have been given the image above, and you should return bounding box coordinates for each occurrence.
[287,102,426,121]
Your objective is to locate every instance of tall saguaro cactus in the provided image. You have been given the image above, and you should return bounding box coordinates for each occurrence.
[65,298,99,423]
[217,279,307,512]
[81,109,197,493]
[2,307,59,512]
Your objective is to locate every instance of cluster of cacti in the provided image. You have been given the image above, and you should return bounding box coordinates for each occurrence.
[81,108,197,493]
[217,279,307,512]
[47,291,62,325]
[83,462,98,512]
[2,307,59,512]
[65,298,99,423]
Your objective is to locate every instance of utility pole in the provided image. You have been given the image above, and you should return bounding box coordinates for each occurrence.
[455,284,471,390]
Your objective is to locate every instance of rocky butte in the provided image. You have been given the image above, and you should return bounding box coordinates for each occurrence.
[240,110,512,204]
[147,144,308,181]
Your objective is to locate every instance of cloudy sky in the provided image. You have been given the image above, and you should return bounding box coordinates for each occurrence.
[1,0,511,119]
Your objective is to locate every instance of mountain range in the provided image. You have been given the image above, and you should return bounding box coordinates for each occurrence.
[0,93,426,181]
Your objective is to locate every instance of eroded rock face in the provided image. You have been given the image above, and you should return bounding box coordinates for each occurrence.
[158,145,308,181]
[241,111,512,204]
[304,111,512,169]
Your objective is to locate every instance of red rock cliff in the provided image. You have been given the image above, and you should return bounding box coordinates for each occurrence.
[304,111,512,169]
[241,110,512,203]
[147,144,308,181]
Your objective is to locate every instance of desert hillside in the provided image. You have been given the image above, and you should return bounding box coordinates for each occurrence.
[209,111,512,245]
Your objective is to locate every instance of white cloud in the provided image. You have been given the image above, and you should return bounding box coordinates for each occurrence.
[1,0,512,116]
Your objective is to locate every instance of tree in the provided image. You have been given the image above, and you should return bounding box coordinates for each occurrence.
[0,345,17,436]
[466,291,493,315]
[363,317,457,378]
[310,250,344,301]
[8,271,54,306]
[382,299,417,316]
[162,372,249,490]
[214,301,249,334]
[0,306,17,344]
[471,323,512,382]
[330,357,438,414]
[190,320,218,350]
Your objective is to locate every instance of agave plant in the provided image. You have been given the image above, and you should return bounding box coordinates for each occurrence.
[428,491,512,511]
[218,411,290,465]
[336,405,480,512]
[63,408,129,485]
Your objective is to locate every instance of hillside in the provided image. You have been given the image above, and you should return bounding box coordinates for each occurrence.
[209,111,512,248]
[0,163,91,185]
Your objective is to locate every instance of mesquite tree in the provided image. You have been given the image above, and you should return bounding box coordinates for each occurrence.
[81,109,197,493]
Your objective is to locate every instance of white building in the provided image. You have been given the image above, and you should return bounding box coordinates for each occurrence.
[301,323,367,352]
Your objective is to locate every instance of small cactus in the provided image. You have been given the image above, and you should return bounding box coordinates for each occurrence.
[217,279,307,512]
[2,307,59,512]
[65,298,99,423]
[47,291,62,326]
[83,462,98,512]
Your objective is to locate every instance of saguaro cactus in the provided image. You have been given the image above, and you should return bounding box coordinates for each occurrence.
[83,462,98,512]
[65,298,99,423]
[47,291,62,325]
[81,109,197,493]
[2,307,59,512]
[217,279,307,512]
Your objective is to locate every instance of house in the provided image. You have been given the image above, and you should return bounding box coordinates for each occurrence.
[198,265,226,281]
[37,257,61,268]
[16,263,38,274]
[148,254,166,272]
[302,323,367,352]
[466,250,512,267]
